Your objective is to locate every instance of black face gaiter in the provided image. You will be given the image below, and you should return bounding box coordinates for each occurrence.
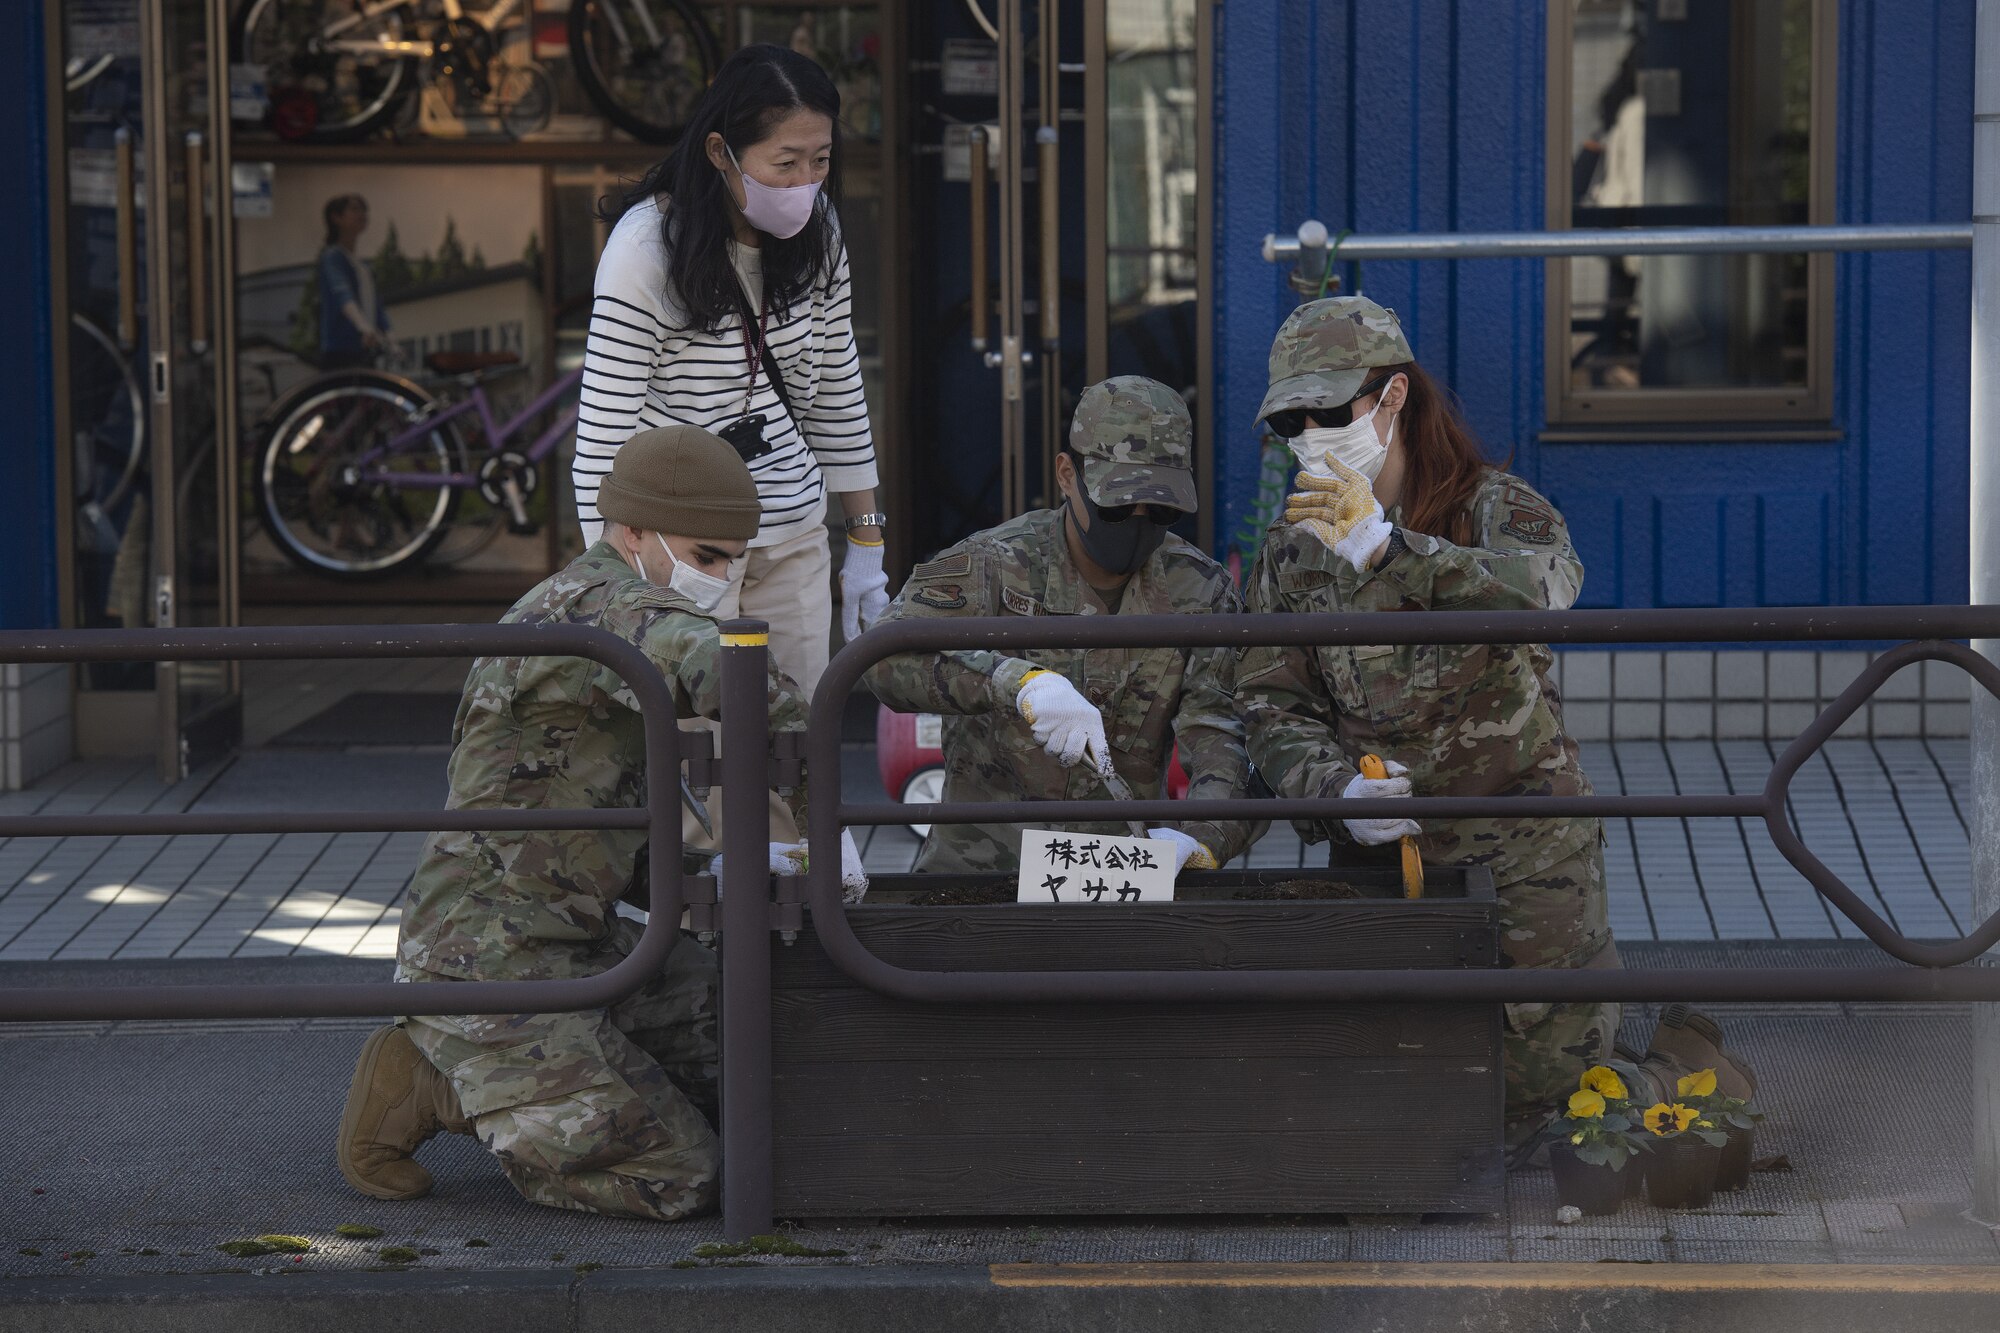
[1066,491,1167,576]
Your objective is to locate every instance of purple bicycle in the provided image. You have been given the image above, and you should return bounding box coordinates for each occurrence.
[253,351,581,578]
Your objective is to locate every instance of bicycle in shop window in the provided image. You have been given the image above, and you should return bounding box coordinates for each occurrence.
[230,0,717,145]
[250,349,582,579]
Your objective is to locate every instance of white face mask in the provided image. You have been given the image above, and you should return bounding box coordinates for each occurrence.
[642,533,731,613]
[1290,399,1397,482]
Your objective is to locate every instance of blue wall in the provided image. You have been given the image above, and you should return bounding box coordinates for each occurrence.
[0,1,58,631]
[1211,0,1973,608]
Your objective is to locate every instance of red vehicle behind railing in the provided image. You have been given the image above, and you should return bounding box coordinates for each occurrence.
[875,703,1189,836]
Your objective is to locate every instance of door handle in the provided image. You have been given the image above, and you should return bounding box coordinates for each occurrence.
[115,126,137,350]
[969,126,990,353]
[1038,128,1059,347]
[184,131,208,354]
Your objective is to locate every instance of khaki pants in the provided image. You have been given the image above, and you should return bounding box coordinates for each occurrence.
[682,521,830,854]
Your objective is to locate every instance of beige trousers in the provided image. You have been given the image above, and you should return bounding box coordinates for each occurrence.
[682,521,831,853]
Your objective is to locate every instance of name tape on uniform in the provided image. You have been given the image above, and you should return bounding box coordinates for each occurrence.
[1015,830,1175,904]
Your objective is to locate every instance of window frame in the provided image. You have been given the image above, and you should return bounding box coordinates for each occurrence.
[1542,0,1839,427]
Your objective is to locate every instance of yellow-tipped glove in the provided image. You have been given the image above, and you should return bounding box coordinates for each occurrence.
[1283,463,1394,572]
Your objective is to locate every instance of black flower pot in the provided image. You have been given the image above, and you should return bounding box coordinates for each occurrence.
[1550,1143,1631,1216]
[1646,1136,1722,1210]
[1714,1125,1754,1192]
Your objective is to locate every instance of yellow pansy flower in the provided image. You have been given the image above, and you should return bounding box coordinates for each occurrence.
[1676,1068,1718,1100]
[1643,1102,1700,1136]
[1579,1066,1628,1100]
[1567,1089,1606,1120]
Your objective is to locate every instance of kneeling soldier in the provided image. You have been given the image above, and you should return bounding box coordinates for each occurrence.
[866,376,1260,875]
[336,425,863,1222]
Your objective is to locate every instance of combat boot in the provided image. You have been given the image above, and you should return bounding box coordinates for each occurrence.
[1619,1005,1757,1104]
[337,1024,472,1200]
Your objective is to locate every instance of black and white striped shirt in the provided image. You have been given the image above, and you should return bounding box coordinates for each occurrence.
[573,197,878,547]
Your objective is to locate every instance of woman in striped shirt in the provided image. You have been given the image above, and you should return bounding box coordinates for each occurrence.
[575,44,886,697]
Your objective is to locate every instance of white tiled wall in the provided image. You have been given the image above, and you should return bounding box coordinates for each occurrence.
[1,664,71,789]
[1551,649,1971,741]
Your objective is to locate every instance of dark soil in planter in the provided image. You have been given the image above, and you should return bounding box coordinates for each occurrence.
[906,884,1016,906]
[1231,879,1364,901]
[1715,1126,1754,1192]
[1646,1137,1721,1210]
[1549,1144,1632,1216]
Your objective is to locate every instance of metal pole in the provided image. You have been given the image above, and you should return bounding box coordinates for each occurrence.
[1260,221,1972,263]
[1970,0,2000,1224]
[718,619,774,1240]
[995,0,1027,516]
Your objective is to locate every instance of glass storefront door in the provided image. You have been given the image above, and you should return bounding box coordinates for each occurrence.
[57,0,242,779]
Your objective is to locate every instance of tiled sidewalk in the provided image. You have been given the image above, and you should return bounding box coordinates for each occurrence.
[0,737,1972,961]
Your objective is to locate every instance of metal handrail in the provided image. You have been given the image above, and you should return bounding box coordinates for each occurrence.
[1260,221,1972,263]
[805,605,2000,1002]
[0,625,685,1021]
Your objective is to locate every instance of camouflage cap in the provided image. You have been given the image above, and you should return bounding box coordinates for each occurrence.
[1067,375,1198,513]
[1255,296,1413,425]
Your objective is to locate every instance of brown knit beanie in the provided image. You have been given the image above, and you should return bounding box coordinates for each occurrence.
[596,425,762,540]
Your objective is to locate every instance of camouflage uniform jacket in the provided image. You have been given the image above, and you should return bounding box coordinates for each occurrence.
[1238,469,1594,887]
[398,544,808,981]
[865,507,1258,872]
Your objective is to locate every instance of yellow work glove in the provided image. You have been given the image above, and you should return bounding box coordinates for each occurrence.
[1283,463,1393,572]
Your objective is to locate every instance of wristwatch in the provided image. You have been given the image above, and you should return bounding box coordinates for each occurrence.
[842,512,889,532]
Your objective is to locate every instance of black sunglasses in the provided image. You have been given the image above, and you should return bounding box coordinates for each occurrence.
[1264,373,1396,439]
[1092,501,1180,526]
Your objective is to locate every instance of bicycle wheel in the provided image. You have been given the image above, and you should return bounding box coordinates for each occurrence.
[232,0,420,143]
[496,61,555,140]
[255,371,465,579]
[567,0,717,145]
[69,313,147,527]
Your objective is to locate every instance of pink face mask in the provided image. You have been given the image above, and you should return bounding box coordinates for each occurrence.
[727,144,821,240]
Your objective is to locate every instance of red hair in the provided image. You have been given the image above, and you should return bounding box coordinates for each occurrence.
[1380,361,1493,546]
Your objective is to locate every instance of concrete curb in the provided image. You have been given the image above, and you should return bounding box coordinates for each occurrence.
[10,1263,2000,1333]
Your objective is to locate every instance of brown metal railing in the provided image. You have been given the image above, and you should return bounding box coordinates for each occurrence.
[4,608,1997,1241]
[0,624,685,1021]
[801,606,2000,1000]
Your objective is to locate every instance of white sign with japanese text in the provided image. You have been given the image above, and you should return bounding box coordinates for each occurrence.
[1015,830,1175,904]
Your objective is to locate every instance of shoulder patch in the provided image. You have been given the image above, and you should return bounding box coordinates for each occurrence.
[911,583,969,610]
[912,551,972,580]
[1497,483,1560,546]
[1001,586,1043,617]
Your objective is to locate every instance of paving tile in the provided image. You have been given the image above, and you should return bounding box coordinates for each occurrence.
[1613,651,1663,699]
[1767,651,1818,700]
[1663,651,1714,699]
[1611,701,1662,739]
[1560,650,1612,700]
[1714,651,1767,700]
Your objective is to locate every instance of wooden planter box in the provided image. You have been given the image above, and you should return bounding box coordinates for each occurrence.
[769,865,1502,1217]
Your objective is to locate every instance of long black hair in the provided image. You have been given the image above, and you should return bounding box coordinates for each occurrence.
[600,44,843,333]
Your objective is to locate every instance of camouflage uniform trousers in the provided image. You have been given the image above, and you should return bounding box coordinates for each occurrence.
[1495,836,1621,1149]
[398,919,720,1222]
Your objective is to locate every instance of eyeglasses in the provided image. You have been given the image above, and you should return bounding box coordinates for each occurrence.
[1092,501,1181,526]
[1264,373,1396,439]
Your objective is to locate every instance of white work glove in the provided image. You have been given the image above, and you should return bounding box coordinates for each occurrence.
[1014,669,1111,770]
[838,829,869,905]
[1340,760,1422,846]
[839,537,890,642]
[1284,463,1394,573]
[1147,827,1218,875]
